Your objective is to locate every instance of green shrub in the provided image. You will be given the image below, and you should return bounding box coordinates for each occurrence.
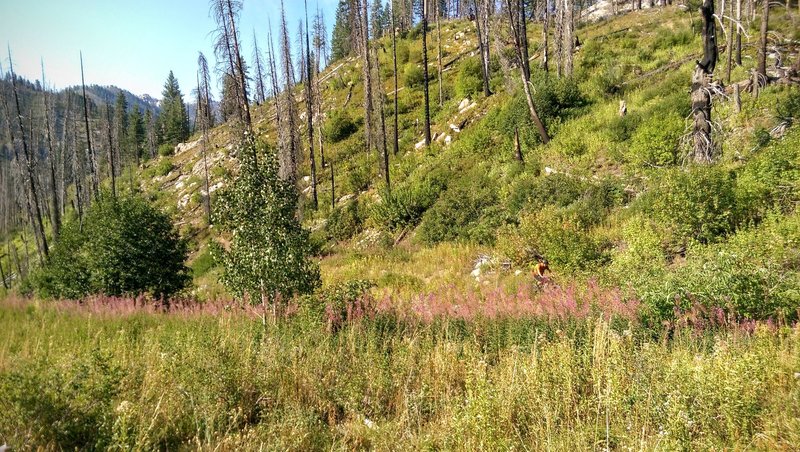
[626,113,684,166]
[158,143,174,157]
[324,110,358,143]
[344,164,371,194]
[634,212,800,325]
[639,166,738,244]
[735,128,800,223]
[34,192,190,299]
[403,63,425,88]
[775,87,800,126]
[419,174,502,245]
[497,206,609,271]
[396,40,410,64]
[455,57,484,99]
[191,247,216,278]
[325,200,363,242]
[154,157,174,177]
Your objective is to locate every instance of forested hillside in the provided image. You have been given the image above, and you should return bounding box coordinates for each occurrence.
[1,0,800,448]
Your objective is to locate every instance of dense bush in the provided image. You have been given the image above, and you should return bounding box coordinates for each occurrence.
[419,174,502,245]
[153,157,174,177]
[34,192,190,299]
[735,130,800,223]
[324,110,358,143]
[498,206,609,271]
[455,57,484,99]
[157,143,174,157]
[639,166,739,244]
[626,113,684,166]
[634,213,800,325]
[325,200,363,242]
[403,63,425,88]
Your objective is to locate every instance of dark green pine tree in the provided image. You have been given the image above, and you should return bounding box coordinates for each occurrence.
[330,0,352,62]
[127,105,145,164]
[220,73,239,123]
[114,92,129,162]
[160,71,190,146]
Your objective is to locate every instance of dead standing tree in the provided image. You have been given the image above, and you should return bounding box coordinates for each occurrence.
[40,61,62,240]
[4,49,49,259]
[506,0,551,144]
[80,52,100,201]
[198,52,214,224]
[304,0,319,209]
[691,0,718,163]
[474,0,493,96]
[421,0,432,146]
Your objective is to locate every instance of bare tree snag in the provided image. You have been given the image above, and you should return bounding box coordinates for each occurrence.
[304,0,318,210]
[506,0,550,143]
[436,0,444,107]
[391,1,400,155]
[756,0,769,79]
[733,83,741,112]
[6,47,49,259]
[422,0,433,146]
[474,0,492,96]
[692,0,717,163]
[41,61,62,240]
[80,52,100,201]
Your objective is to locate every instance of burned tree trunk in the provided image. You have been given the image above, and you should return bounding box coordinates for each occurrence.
[41,62,62,240]
[474,0,493,96]
[304,0,318,210]
[391,2,400,155]
[756,0,769,80]
[506,0,550,144]
[422,0,432,146]
[436,0,444,107]
[541,0,549,72]
[80,52,100,202]
[104,105,117,199]
[359,0,375,154]
[5,48,49,259]
[520,0,531,81]
[735,0,742,65]
[692,0,717,163]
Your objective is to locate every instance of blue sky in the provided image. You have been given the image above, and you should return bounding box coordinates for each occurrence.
[0,0,339,99]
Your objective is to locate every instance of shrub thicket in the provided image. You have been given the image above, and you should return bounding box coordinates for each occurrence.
[34,192,190,299]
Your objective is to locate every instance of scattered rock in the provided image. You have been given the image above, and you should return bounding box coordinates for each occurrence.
[544,166,557,176]
[458,98,471,111]
[445,135,452,146]
[449,123,461,133]
[337,193,356,204]
[175,138,201,156]
[415,139,426,150]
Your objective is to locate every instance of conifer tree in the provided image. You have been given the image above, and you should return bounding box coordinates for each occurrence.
[331,0,353,62]
[160,71,190,146]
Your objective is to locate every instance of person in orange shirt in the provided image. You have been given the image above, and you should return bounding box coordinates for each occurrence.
[532,257,550,284]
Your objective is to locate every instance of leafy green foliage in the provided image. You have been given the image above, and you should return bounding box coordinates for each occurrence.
[324,110,358,143]
[213,138,320,304]
[34,192,190,299]
[403,63,424,88]
[419,174,503,245]
[639,166,739,244]
[455,57,484,99]
[325,200,363,242]
[627,113,684,166]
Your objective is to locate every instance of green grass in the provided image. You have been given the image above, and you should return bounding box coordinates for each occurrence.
[1,301,798,449]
